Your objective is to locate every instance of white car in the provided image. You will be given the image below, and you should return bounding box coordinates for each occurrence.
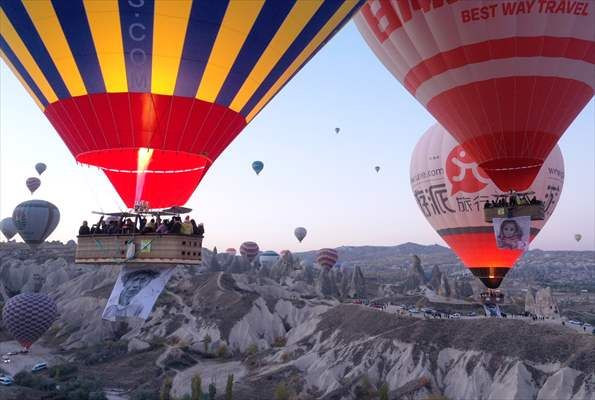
[451,313,461,319]
[0,375,13,386]
[568,320,581,325]
[31,362,48,372]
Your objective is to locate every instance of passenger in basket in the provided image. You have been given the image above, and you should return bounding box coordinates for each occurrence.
[79,221,91,235]
[181,216,193,235]
[156,220,169,234]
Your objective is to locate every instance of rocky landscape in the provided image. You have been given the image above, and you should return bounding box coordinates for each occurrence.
[0,241,594,399]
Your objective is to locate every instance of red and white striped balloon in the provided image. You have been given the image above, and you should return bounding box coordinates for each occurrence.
[410,124,564,288]
[240,242,259,262]
[355,0,593,191]
[316,248,339,269]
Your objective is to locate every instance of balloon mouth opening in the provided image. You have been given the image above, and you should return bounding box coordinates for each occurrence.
[470,267,510,289]
[479,158,543,191]
[76,148,211,174]
[76,148,212,208]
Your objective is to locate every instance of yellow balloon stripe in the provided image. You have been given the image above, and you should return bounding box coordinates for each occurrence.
[196,0,265,103]
[0,48,45,111]
[246,0,358,122]
[151,0,192,96]
[0,9,57,103]
[83,0,127,92]
[229,1,323,113]
[22,0,86,97]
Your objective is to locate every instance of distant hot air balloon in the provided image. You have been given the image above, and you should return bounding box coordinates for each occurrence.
[25,177,41,194]
[335,127,340,134]
[12,200,60,249]
[294,227,307,243]
[0,217,17,240]
[410,124,564,289]
[575,234,582,242]
[252,161,264,176]
[2,292,57,350]
[0,1,365,208]
[240,241,260,262]
[356,1,593,191]
[226,248,237,256]
[374,166,380,173]
[259,250,280,267]
[317,248,338,269]
[35,163,46,175]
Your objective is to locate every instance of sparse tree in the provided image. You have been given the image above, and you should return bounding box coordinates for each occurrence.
[191,374,202,400]
[379,382,389,400]
[225,374,234,400]
[208,382,217,400]
[160,377,172,400]
[203,334,212,353]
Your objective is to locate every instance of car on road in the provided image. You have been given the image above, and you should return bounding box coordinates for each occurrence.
[0,375,14,386]
[568,320,582,325]
[31,362,48,372]
[451,313,461,319]
[468,312,477,317]
[1,355,10,364]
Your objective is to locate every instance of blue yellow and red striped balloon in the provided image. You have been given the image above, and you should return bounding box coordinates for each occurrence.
[316,248,338,269]
[0,0,364,208]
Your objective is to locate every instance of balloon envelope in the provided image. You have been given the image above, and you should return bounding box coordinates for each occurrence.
[252,161,264,176]
[2,293,57,349]
[259,250,280,266]
[575,234,582,242]
[225,248,237,256]
[35,163,46,175]
[1,1,364,208]
[294,227,307,243]
[240,241,260,262]
[355,2,592,191]
[0,217,17,240]
[335,127,340,134]
[26,177,41,194]
[317,248,338,269]
[410,124,564,289]
[12,200,60,248]
[374,166,380,173]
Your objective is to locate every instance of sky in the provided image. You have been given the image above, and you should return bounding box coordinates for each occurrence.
[1,22,594,252]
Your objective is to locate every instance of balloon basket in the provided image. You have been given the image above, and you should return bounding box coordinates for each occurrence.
[480,289,504,304]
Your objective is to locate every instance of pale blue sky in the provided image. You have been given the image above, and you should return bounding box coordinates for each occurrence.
[1,22,593,252]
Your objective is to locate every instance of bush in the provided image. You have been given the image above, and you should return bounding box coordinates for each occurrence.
[191,374,202,400]
[245,344,258,355]
[61,377,106,400]
[49,363,78,379]
[13,371,56,391]
[225,374,233,400]
[379,382,389,400]
[273,337,287,347]
[274,383,290,400]
[160,377,173,400]
[77,340,128,365]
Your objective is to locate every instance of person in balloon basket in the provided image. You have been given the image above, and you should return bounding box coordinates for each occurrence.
[497,219,527,250]
[103,269,159,319]
[78,221,90,236]
[181,216,193,235]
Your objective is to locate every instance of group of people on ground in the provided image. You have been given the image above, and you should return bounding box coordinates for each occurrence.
[78,215,204,237]
[484,195,543,209]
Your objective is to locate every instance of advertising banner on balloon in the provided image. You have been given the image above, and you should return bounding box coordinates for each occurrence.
[102,267,174,321]
[493,216,531,251]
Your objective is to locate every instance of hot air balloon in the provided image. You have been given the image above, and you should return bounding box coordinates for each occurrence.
[2,292,57,350]
[575,234,582,242]
[335,127,340,134]
[1,1,365,209]
[25,177,41,194]
[35,162,46,175]
[226,248,237,256]
[0,217,17,240]
[374,166,380,173]
[294,227,307,243]
[240,241,259,262]
[316,248,338,269]
[252,161,264,176]
[410,124,564,289]
[259,250,280,267]
[356,2,593,191]
[12,200,60,248]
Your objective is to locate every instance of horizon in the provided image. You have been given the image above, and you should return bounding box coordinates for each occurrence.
[1,22,594,253]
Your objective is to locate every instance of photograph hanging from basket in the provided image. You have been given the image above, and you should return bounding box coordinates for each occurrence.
[493,216,531,251]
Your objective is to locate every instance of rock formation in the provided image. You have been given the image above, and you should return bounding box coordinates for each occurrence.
[525,287,559,317]
[349,266,366,299]
[402,254,427,291]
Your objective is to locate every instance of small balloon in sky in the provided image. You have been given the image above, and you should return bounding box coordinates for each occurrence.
[375,166,380,173]
[26,177,41,194]
[574,234,582,242]
[294,227,307,243]
[0,217,17,240]
[335,127,340,134]
[252,161,264,175]
[35,163,46,175]
[13,200,60,249]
